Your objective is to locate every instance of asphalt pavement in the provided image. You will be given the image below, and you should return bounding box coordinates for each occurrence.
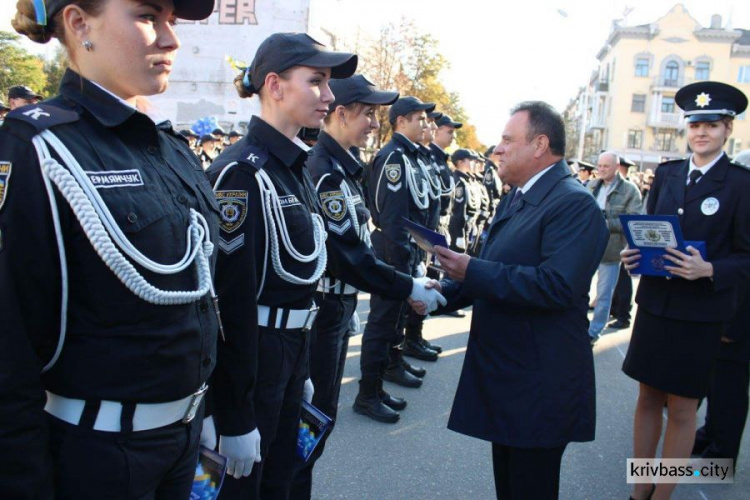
[310,288,749,500]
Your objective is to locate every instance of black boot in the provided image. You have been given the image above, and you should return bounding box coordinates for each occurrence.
[403,338,438,361]
[401,358,426,378]
[384,350,423,388]
[353,379,400,423]
[405,321,443,355]
[420,337,442,354]
[378,379,407,411]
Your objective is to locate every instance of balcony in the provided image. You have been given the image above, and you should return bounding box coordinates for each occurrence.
[648,111,685,129]
[594,81,609,93]
[651,74,694,89]
[586,115,607,131]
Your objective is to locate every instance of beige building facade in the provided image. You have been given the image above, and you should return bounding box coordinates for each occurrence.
[567,4,750,169]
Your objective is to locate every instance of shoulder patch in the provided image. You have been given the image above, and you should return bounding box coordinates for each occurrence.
[385,163,402,184]
[0,162,11,213]
[319,190,347,222]
[454,185,464,199]
[216,190,248,233]
[238,145,269,170]
[5,104,79,132]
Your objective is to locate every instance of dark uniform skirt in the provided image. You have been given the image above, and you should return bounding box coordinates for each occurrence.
[622,308,724,399]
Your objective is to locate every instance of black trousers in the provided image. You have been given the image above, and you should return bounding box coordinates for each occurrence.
[221,328,309,500]
[290,292,358,500]
[492,443,567,500]
[610,263,633,322]
[695,358,750,467]
[48,408,202,499]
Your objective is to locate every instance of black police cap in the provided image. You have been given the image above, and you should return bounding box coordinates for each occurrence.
[179,129,198,138]
[618,156,635,168]
[676,81,748,123]
[39,0,214,24]
[435,114,463,129]
[8,85,42,100]
[576,161,595,172]
[451,148,474,163]
[328,74,399,111]
[228,131,242,138]
[212,127,226,136]
[427,111,443,120]
[199,134,216,143]
[244,33,357,94]
[388,96,436,125]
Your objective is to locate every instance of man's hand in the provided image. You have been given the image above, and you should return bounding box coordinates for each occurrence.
[219,429,262,479]
[434,246,471,281]
[620,245,641,272]
[663,246,713,281]
[409,277,447,314]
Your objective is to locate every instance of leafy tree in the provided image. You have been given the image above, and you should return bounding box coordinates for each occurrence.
[0,31,47,101]
[42,46,68,97]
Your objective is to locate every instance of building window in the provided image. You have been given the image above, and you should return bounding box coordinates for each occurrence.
[695,61,710,80]
[729,139,743,156]
[635,58,649,77]
[655,130,676,152]
[661,96,676,114]
[631,94,646,113]
[628,130,643,149]
[739,66,750,84]
[664,61,679,86]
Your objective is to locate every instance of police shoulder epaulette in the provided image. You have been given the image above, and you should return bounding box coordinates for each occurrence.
[5,103,79,132]
[238,144,268,169]
[332,161,347,177]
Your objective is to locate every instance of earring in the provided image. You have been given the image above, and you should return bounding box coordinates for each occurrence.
[82,40,93,52]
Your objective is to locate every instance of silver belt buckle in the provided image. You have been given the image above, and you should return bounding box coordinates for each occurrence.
[182,383,208,424]
[302,306,320,332]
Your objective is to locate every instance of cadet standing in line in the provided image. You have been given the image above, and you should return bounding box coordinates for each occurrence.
[431,114,462,240]
[576,161,595,186]
[7,85,43,110]
[228,129,243,145]
[448,148,479,253]
[205,33,357,499]
[482,146,503,216]
[198,133,217,169]
[291,74,443,497]
[360,96,437,410]
[468,151,491,256]
[0,0,219,497]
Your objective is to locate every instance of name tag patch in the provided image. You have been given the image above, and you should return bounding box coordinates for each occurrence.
[279,195,301,208]
[86,169,144,189]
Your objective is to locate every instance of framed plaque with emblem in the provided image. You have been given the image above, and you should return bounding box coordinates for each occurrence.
[619,214,706,276]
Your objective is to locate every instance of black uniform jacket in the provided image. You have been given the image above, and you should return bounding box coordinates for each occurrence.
[636,154,750,323]
[307,131,412,299]
[429,142,454,216]
[367,133,429,273]
[449,170,477,244]
[440,161,608,447]
[0,70,220,496]
[206,116,320,436]
[417,144,442,230]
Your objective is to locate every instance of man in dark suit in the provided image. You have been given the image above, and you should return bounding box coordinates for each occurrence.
[435,102,608,499]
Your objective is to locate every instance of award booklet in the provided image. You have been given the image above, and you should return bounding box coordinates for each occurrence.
[619,214,706,277]
[402,217,449,253]
[191,446,227,500]
[297,401,333,462]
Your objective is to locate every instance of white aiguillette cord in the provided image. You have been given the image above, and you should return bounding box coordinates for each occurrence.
[32,130,224,372]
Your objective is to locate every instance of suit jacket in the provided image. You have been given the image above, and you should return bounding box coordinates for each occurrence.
[635,154,750,323]
[442,160,608,447]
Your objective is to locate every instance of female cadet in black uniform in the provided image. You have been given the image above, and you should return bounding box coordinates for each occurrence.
[0,0,219,497]
[205,33,357,499]
[621,81,750,500]
[290,75,444,498]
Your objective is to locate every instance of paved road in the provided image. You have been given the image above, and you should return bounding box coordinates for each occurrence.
[310,291,749,499]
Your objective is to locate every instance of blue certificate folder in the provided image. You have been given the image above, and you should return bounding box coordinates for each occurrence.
[619,214,706,277]
[402,217,449,253]
[191,446,227,500]
[297,401,333,462]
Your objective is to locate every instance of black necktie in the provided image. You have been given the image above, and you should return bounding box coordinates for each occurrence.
[686,170,702,193]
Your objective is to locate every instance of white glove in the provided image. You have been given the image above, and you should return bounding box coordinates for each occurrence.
[415,261,427,277]
[219,429,262,479]
[303,378,314,404]
[456,237,466,250]
[199,416,216,451]
[349,313,361,335]
[409,277,448,314]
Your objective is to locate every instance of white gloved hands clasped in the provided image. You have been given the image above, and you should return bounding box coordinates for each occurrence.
[303,378,314,404]
[219,429,262,479]
[409,277,447,314]
[415,261,427,278]
[349,313,361,335]
[199,415,217,451]
[455,237,466,250]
